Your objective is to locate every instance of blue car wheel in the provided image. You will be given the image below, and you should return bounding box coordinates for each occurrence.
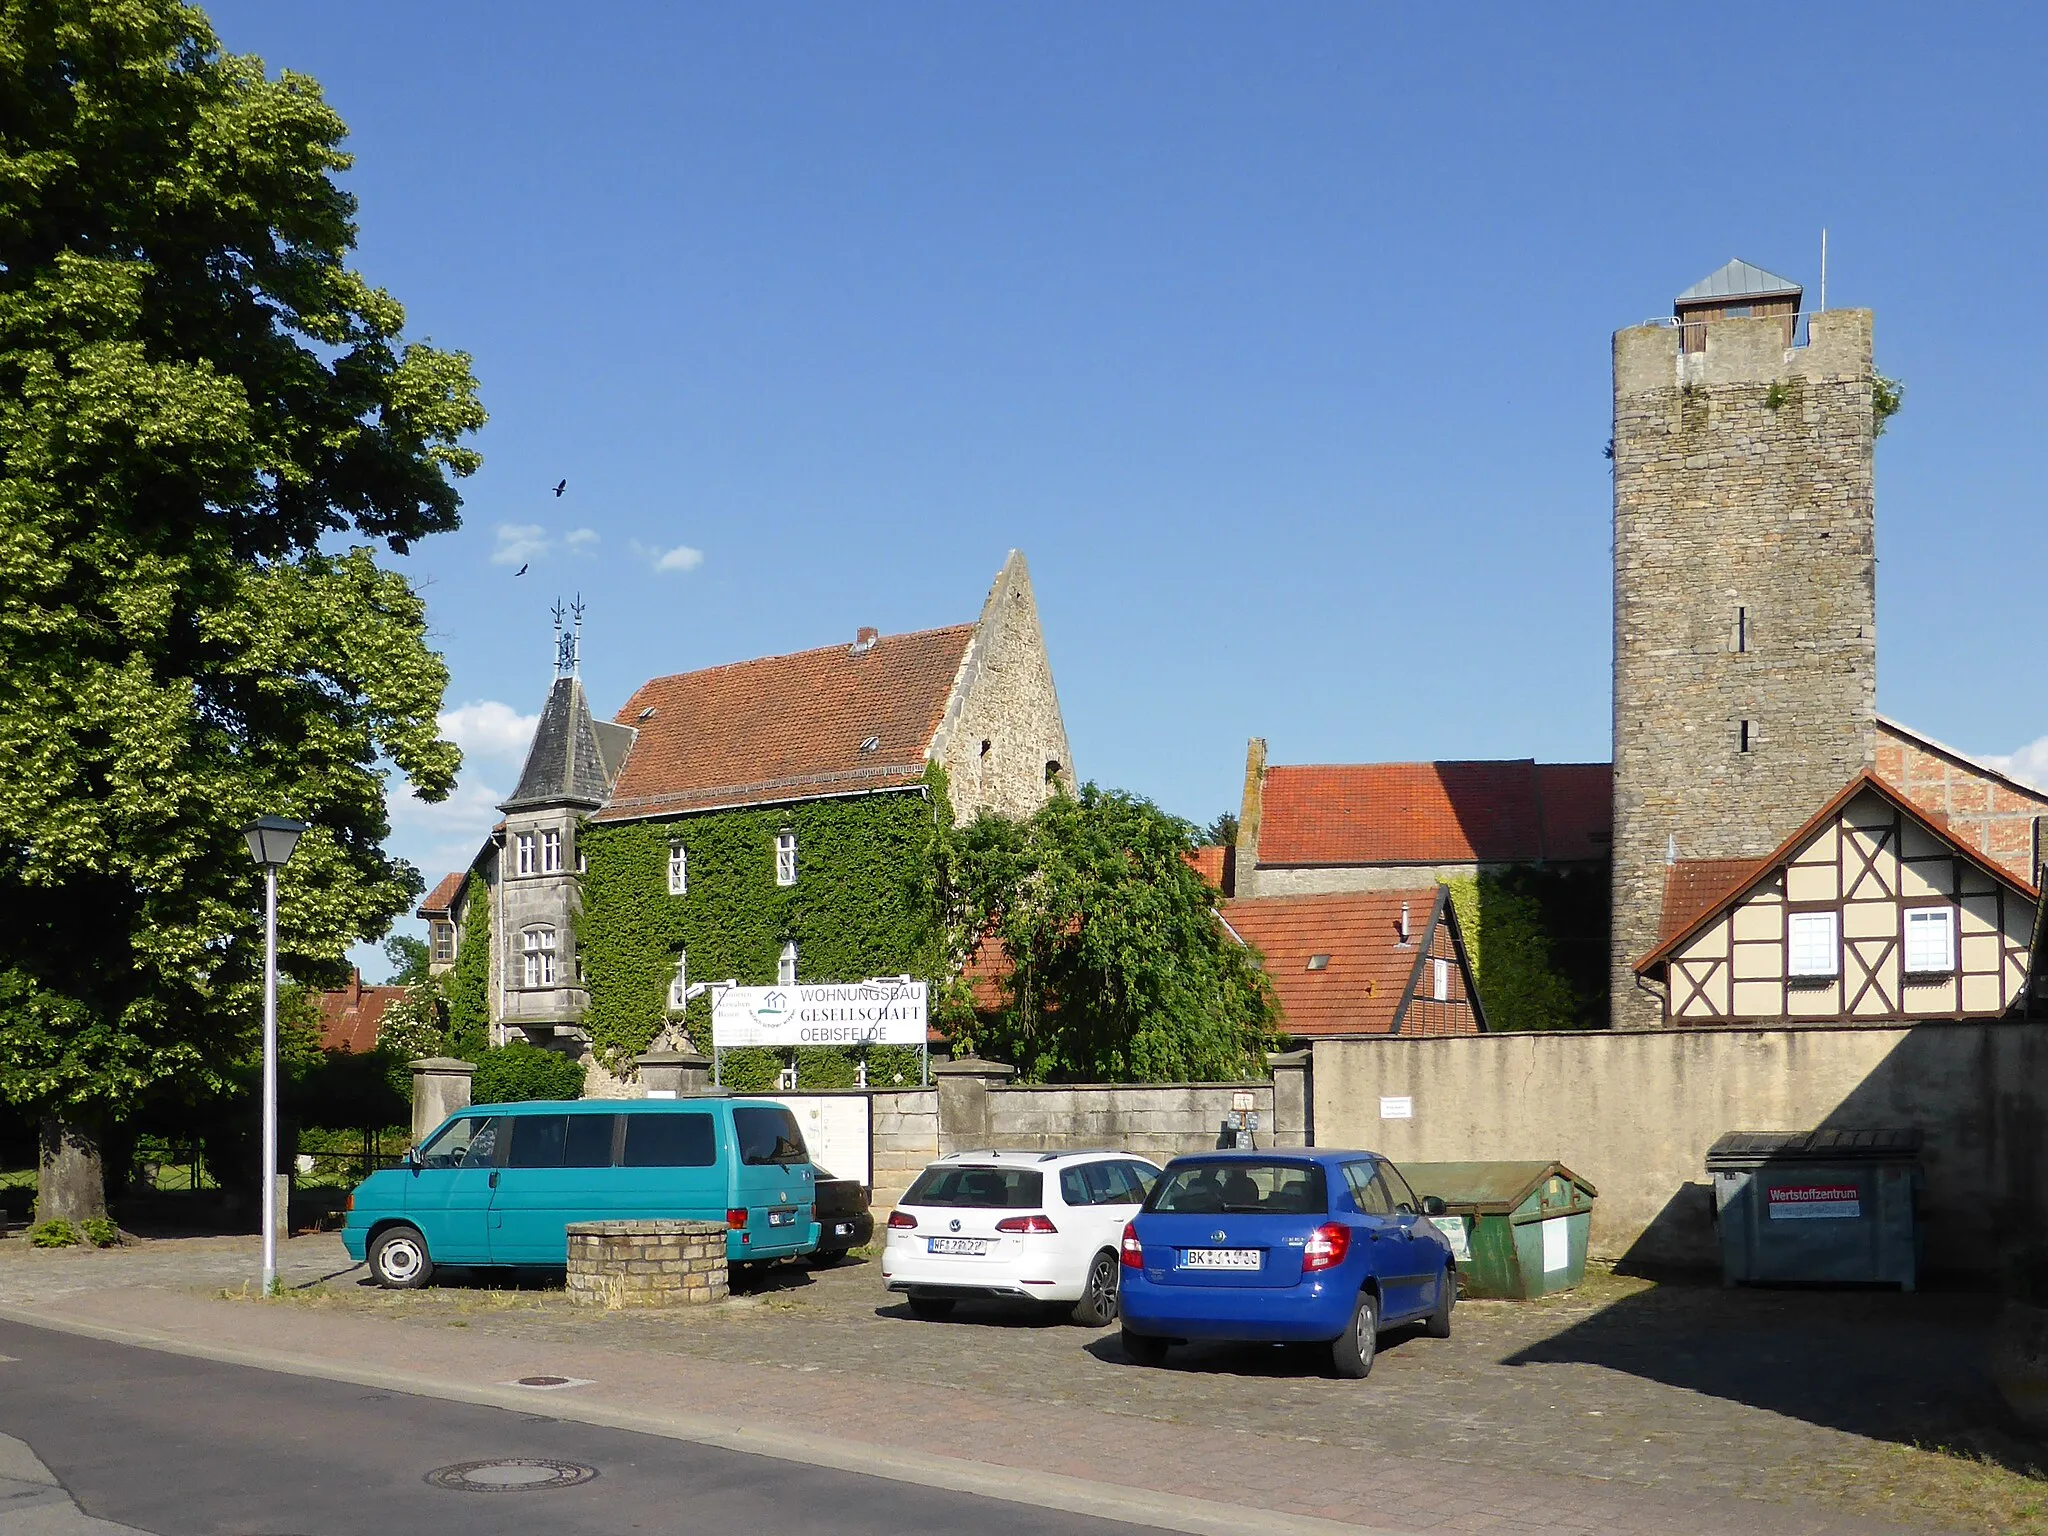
[1330,1290,1377,1379]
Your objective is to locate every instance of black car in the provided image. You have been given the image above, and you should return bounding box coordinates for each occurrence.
[812,1174,874,1265]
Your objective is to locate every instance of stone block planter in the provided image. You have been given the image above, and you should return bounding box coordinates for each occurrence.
[566,1220,728,1308]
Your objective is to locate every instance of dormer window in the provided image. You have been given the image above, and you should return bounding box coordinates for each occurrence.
[431,921,455,964]
[775,830,797,887]
[668,841,687,896]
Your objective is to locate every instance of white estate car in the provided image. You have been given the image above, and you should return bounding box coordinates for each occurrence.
[882,1150,1162,1325]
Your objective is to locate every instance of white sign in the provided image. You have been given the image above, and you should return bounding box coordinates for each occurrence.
[1430,1215,1471,1262]
[1379,1095,1414,1120]
[1541,1215,1571,1272]
[712,979,928,1049]
[1768,1184,1861,1221]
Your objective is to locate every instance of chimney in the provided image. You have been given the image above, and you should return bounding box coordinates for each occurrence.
[348,967,363,1006]
[1237,737,1267,900]
[850,626,879,656]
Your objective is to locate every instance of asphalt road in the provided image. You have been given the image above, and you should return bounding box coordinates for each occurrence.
[0,1318,1164,1536]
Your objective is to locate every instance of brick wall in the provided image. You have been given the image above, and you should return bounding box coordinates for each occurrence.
[1610,310,1878,1027]
[1877,721,2048,884]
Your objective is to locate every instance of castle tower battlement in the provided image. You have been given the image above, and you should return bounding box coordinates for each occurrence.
[1610,286,1878,1029]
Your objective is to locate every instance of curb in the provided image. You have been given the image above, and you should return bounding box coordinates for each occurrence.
[0,1302,1402,1536]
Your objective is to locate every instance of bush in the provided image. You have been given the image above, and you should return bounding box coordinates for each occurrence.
[471,1043,586,1105]
[79,1216,119,1248]
[29,1219,78,1248]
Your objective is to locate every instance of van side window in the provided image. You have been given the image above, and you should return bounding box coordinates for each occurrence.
[418,1115,499,1170]
[507,1115,569,1168]
[564,1115,618,1169]
[623,1114,717,1168]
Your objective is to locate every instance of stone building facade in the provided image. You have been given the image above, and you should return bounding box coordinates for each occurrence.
[1610,279,1879,1029]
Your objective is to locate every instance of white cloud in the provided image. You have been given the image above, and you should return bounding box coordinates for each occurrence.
[492,523,550,566]
[439,700,540,765]
[1984,736,2048,792]
[387,775,506,890]
[629,538,705,574]
[564,527,601,554]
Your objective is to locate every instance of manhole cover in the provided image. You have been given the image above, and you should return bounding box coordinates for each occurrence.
[424,1459,598,1493]
[501,1374,594,1391]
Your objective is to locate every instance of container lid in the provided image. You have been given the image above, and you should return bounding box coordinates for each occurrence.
[1398,1160,1597,1215]
[1705,1128,1923,1167]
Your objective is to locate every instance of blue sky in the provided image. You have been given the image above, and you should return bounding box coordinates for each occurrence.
[199,4,2048,974]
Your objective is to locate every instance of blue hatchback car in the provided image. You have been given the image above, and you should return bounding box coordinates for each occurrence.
[1117,1149,1455,1378]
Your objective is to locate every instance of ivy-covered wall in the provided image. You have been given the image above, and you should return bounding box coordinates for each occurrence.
[1443,867,1609,1031]
[576,774,949,1083]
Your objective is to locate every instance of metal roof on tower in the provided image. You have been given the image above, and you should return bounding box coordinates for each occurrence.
[1675,259,1802,305]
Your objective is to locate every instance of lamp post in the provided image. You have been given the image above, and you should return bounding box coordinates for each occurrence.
[242,815,308,1293]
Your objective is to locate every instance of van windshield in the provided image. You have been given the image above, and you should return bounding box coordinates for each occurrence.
[734,1106,807,1166]
[1148,1160,1326,1216]
[417,1116,499,1170]
[903,1165,1044,1209]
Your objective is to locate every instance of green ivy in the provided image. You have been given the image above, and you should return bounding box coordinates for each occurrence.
[444,874,492,1060]
[575,769,952,1076]
[472,1043,586,1104]
[1442,868,1606,1031]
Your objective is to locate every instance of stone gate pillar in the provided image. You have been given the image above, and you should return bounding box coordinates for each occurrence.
[409,1057,475,1145]
[636,1049,713,1098]
[934,1055,1015,1154]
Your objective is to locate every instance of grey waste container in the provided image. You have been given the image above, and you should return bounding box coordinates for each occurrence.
[1706,1129,1921,1291]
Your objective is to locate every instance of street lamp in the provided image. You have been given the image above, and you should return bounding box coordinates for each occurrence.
[242,815,308,1294]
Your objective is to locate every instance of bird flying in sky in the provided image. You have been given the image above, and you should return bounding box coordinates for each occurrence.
[514,563,529,577]
[553,479,567,497]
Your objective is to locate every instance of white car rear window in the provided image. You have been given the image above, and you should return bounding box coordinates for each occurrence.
[904,1165,1045,1209]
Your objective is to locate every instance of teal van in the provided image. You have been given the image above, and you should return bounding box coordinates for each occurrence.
[341,1098,818,1288]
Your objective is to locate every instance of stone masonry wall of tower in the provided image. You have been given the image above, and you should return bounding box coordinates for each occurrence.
[1609,309,1878,1029]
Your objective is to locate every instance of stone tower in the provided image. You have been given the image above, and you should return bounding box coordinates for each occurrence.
[1609,262,1878,1028]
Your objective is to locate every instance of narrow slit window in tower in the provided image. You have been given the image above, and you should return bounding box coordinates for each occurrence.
[1739,720,1753,753]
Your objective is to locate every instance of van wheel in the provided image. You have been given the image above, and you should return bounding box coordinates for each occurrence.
[1121,1327,1168,1366]
[908,1295,955,1320]
[369,1225,432,1290]
[1426,1266,1455,1339]
[1071,1250,1120,1326]
[1331,1291,1378,1379]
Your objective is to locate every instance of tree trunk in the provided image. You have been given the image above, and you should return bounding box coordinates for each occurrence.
[37,1117,107,1224]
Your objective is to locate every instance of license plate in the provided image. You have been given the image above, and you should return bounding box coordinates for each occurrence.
[767,1209,797,1227]
[927,1237,991,1256]
[1181,1247,1261,1271]
[831,1222,853,1237]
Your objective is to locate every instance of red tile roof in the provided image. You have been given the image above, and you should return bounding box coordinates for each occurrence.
[1257,761,1611,867]
[1658,860,1757,944]
[314,970,406,1054]
[1184,845,1229,891]
[595,626,975,822]
[1221,889,1461,1038]
[416,871,466,919]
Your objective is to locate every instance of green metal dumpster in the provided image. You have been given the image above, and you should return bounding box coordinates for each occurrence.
[1705,1129,1921,1291]
[1400,1161,1598,1299]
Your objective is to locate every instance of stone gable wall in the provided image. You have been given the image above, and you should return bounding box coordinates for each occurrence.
[934,552,1074,823]
[1610,310,1878,1027]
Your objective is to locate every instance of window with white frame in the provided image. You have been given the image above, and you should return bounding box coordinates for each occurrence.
[775,830,797,887]
[1787,910,1839,979]
[778,941,797,986]
[522,926,557,987]
[667,951,688,1011]
[431,921,455,964]
[668,841,687,896]
[514,833,536,877]
[1433,958,1450,1002]
[1904,906,1956,975]
[540,828,562,873]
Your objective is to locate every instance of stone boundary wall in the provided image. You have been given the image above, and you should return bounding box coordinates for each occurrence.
[868,1087,939,1207]
[566,1220,727,1307]
[980,1082,1275,1161]
[1311,1022,2048,1275]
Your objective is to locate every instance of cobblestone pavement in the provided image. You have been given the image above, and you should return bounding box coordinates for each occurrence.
[2,1233,2039,1535]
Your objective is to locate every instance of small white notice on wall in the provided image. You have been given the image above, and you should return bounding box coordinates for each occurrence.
[1379,1095,1414,1120]
[1541,1216,1570,1272]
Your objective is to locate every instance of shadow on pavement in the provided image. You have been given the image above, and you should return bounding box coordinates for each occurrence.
[1503,1272,2048,1476]
[1079,1322,1435,1379]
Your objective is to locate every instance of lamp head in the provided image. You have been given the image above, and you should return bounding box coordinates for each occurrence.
[242,815,310,869]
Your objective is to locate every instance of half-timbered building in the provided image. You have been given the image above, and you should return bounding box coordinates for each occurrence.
[1635,773,2040,1026]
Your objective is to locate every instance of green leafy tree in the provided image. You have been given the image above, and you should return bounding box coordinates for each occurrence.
[0,1,484,1219]
[944,785,1276,1082]
[471,1043,585,1106]
[1200,812,1238,848]
[382,934,431,987]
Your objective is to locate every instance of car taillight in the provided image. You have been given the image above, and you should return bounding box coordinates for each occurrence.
[887,1210,917,1230]
[344,1192,354,1212]
[994,1214,1058,1234]
[1121,1220,1143,1269]
[1302,1222,1351,1272]
[726,1207,748,1229]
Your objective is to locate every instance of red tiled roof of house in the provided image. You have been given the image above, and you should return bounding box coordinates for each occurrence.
[1658,859,1758,944]
[1221,889,1449,1038]
[594,626,975,822]
[1184,845,1228,890]
[416,871,465,919]
[1257,761,1611,866]
[314,970,406,1054]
